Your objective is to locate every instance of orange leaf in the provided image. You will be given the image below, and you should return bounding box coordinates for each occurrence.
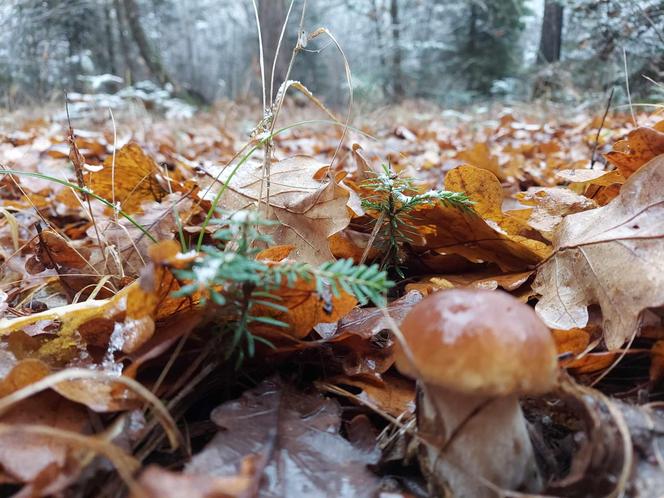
[605,127,664,179]
[86,142,167,213]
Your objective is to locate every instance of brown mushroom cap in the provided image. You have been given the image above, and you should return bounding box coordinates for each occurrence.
[394,289,558,396]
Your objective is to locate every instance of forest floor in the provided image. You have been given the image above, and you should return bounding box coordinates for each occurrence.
[0,99,664,497]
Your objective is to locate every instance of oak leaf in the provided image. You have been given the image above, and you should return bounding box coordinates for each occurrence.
[186,378,381,498]
[533,154,664,349]
[201,156,359,264]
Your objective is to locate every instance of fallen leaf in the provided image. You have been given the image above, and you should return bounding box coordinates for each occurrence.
[251,264,357,339]
[85,142,168,214]
[0,391,89,484]
[533,154,664,349]
[556,169,625,187]
[455,143,503,179]
[410,201,549,272]
[187,378,381,498]
[605,126,664,178]
[136,464,252,498]
[445,164,539,239]
[324,372,416,418]
[405,270,532,295]
[201,156,358,264]
[516,187,596,240]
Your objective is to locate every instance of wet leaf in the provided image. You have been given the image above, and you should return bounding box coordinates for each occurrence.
[0,391,89,484]
[187,378,381,498]
[136,464,253,498]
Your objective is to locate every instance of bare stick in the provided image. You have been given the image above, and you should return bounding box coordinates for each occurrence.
[590,87,615,169]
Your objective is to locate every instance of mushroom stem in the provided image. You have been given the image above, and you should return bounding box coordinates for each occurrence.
[418,384,542,498]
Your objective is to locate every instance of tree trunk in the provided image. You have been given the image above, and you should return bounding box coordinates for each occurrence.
[122,0,171,85]
[370,0,389,97]
[390,0,404,99]
[113,0,136,84]
[537,0,564,64]
[257,0,288,102]
[104,0,118,75]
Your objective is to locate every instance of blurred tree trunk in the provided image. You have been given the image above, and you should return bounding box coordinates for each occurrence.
[104,1,118,75]
[390,0,404,99]
[537,0,563,63]
[370,0,389,96]
[113,0,136,84]
[258,0,288,102]
[122,0,171,85]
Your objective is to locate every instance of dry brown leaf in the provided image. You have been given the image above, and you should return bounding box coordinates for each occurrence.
[326,373,415,418]
[533,154,664,349]
[556,169,625,187]
[516,187,597,240]
[605,125,664,179]
[251,267,357,340]
[92,193,193,275]
[86,142,168,214]
[455,143,503,179]
[405,270,532,295]
[202,156,358,264]
[411,201,549,272]
[0,241,190,390]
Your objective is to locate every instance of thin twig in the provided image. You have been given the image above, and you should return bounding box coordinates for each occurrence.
[590,87,615,169]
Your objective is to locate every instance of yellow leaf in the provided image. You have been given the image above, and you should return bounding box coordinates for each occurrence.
[86,142,167,213]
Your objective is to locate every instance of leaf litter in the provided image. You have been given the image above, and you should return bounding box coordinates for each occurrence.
[1,100,664,497]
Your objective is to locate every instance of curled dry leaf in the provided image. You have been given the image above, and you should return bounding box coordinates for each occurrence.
[405,270,532,295]
[201,156,358,264]
[534,154,664,350]
[91,193,194,275]
[251,244,358,340]
[411,202,548,272]
[404,164,551,271]
[539,381,664,498]
[605,121,664,179]
[516,187,597,240]
[187,378,381,498]
[250,268,357,340]
[323,372,416,418]
[556,168,625,206]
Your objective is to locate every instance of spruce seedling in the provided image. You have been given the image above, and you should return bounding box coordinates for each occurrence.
[360,164,474,277]
[174,210,393,365]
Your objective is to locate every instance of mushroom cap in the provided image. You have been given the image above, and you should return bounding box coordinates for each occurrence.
[394,289,558,396]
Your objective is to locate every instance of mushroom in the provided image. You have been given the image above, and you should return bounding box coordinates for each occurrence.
[394,288,558,498]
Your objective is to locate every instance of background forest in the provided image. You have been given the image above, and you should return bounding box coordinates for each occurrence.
[1,0,662,110]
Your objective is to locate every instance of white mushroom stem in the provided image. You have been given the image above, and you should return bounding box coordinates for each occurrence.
[418,384,542,498]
